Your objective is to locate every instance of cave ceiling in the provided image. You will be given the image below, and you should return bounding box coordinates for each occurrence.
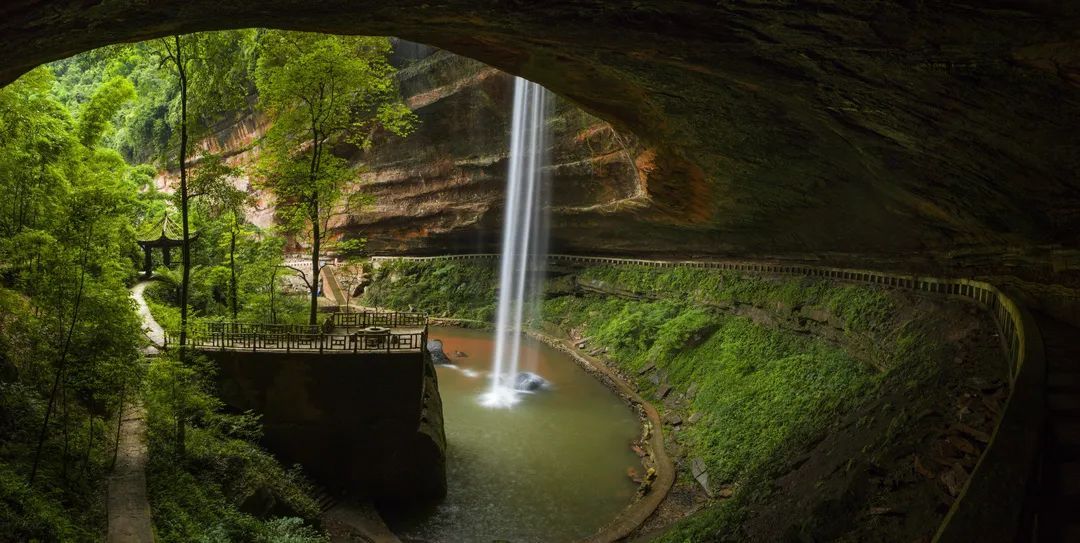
[2,1,1079,263]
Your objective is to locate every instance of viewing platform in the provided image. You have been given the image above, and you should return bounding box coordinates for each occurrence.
[163,311,429,354]
[163,309,447,503]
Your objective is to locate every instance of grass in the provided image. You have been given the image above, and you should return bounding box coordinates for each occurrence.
[361,259,498,322]
[542,294,875,487]
[142,281,313,333]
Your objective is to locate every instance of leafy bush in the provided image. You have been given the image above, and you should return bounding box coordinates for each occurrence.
[362,259,498,321]
[144,353,324,543]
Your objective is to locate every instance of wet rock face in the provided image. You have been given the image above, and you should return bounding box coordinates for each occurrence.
[345,45,643,254]
[514,372,549,392]
[4,1,1080,262]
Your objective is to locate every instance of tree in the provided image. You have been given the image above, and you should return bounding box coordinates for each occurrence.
[153,31,255,453]
[189,151,248,320]
[0,67,143,486]
[75,76,135,148]
[255,32,415,325]
[0,68,75,238]
[156,35,194,365]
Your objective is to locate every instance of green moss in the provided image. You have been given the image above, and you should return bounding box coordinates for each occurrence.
[361,259,498,321]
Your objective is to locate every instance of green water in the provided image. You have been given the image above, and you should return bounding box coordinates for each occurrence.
[384,326,641,542]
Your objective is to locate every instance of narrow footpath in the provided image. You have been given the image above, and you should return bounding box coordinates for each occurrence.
[106,281,159,543]
[1034,314,1080,542]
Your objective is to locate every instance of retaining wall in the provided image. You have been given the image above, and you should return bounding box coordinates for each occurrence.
[208,349,447,504]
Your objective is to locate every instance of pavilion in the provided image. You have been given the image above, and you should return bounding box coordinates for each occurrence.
[135,213,190,277]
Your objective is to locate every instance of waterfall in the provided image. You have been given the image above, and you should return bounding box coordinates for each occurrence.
[481,77,550,408]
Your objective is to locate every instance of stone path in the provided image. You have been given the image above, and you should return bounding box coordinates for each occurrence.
[131,280,165,352]
[106,401,154,543]
[105,282,159,542]
[1034,314,1080,541]
[322,500,402,543]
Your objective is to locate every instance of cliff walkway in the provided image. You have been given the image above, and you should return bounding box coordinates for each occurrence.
[369,253,1061,543]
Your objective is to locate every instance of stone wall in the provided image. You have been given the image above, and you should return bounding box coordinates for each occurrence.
[207,349,446,504]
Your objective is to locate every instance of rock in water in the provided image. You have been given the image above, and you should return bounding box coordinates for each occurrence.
[427,339,451,365]
[514,372,549,392]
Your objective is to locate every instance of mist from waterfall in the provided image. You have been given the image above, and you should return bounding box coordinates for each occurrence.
[481,77,551,408]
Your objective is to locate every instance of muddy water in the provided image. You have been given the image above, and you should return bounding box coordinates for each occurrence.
[383,326,641,542]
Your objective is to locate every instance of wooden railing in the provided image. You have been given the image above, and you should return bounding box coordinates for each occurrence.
[330,310,428,328]
[164,319,428,354]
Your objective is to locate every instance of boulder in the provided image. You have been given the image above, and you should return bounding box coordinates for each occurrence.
[427,339,451,365]
[691,457,712,497]
[514,372,550,392]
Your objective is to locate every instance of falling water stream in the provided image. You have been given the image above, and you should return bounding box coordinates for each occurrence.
[482,77,550,408]
[379,77,639,542]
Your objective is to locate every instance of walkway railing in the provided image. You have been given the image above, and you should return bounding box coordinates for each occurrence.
[330,310,427,328]
[164,312,429,354]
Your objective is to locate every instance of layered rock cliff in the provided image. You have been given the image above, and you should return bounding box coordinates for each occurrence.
[342,43,647,255]
[175,41,652,256]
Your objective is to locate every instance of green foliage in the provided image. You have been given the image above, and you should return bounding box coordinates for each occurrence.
[76,76,136,148]
[0,464,82,541]
[51,31,259,165]
[144,353,325,542]
[361,259,499,321]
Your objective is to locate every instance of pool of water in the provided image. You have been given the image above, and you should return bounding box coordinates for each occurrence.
[382,326,641,543]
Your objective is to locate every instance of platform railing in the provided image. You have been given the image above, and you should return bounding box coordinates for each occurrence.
[164,315,429,354]
[329,310,428,328]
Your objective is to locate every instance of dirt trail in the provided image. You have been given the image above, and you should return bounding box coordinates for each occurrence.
[105,282,159,542]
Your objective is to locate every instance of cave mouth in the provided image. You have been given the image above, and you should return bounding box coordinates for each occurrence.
[2,9,1075,542]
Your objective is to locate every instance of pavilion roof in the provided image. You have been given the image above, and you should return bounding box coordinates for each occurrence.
[136,213,189,245]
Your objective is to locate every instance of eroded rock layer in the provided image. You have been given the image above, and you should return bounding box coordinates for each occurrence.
[343,44,645,254]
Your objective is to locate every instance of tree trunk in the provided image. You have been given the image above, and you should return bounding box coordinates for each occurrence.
[175,34,190,457]
[308,134,322,327]
[230,226,238,321]
[29,241,88,485]
[269,266,278,324]
[310,208,320,326]
[177,34,191,351]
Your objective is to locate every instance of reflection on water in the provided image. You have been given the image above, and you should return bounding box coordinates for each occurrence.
[382,326,640,542]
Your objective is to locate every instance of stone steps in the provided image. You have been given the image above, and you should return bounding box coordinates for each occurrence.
[309,484,339,513]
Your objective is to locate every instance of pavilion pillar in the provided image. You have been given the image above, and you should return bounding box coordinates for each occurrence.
[143,245,153,277]
[163,246,172,267]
